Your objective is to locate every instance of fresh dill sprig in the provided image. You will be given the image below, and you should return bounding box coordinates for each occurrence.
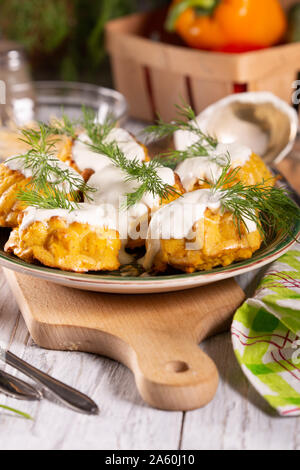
[45,113,79,139]
[10,124,95,211]
[123,158,179,209]
[17,186,77,211]
[211,164,300,241]
[88,139,179,208]
[155,144,230,171]
[145,101,217,146]
[154,141,211,170]
[211,161,243,191]
[44,107,116,142]
[26,109,174,209]
[82,107,116,144]
[80,108,179,208]
[18,125,57,154]
[145,101,218,169]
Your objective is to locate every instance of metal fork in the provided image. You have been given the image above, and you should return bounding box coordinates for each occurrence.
[2,350,99,415]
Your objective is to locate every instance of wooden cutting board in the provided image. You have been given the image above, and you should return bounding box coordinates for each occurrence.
[3,269,245,411]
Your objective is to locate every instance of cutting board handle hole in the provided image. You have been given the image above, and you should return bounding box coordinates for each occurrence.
[165,361,189,373]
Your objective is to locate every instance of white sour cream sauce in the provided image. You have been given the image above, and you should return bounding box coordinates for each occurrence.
[19,203,118,234]
[72,128,146,173]
[143,188,257,271]
[176,142,252,192]
[86,163,176,263]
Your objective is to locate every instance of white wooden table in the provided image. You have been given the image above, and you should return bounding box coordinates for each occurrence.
[0,123,299,451]
[0,267,299,451]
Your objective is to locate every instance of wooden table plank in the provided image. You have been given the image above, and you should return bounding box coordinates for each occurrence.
[0,268,21,348]
[1,264,298,450]
[0,271,183,450]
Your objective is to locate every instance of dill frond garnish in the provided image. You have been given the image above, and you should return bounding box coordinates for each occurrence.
[45,107,116,141]
[88,139,179,209]
[18,184,78,211]
[74,107,180,208]
[154,141,211,170]
[10,124,95,211]
[145,102,218,169]
[45,112,78,139]
[155,143,230,171]
[82,107,116,144]
[211,164,300,241]
[145,102,217,145]
[14,110,177,210]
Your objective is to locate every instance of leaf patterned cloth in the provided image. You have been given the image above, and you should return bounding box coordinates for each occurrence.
[232,245,300,416]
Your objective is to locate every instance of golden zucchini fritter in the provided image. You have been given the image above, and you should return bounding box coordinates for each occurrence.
[0,128,73,162]
[0,153,82,228]
[0,128,76,228]
[144,208,262,274]
[5,216,121,273]
[126,173,185,250]
[54,135,74,164]
[0,164,30,227]
[234,152,274,187]
[0,129,31,159]
[182,153,274,192]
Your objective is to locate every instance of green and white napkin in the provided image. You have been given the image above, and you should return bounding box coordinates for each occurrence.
[232,246,300,416]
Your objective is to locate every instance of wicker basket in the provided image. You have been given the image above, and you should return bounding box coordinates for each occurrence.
[106,0,300,121]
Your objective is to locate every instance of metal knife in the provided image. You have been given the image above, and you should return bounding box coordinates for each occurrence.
[0,369,42,401]
[1,351,99,415]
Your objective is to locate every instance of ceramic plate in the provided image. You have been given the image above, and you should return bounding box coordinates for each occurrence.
[0,224,299,293]
[0,83,299,293]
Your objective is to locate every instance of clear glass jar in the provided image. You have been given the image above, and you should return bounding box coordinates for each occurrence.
[0,40,35,126]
